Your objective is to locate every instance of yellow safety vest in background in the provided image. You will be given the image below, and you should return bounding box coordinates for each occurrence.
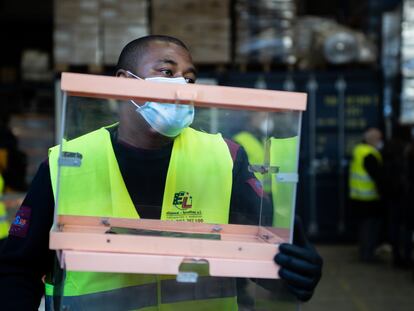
[233,132,299,229]
[233,132,265,184]
[47,127,237,311]
[349,143,382,201]
[0,174,9,239]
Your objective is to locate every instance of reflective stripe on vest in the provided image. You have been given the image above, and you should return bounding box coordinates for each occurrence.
[233,132,299,228]
[161,276,236,304]
[349,143,382,201]
[46,277,236,311]
[47,127,236,309]
[0,174,9,239]
[46,283,158,311]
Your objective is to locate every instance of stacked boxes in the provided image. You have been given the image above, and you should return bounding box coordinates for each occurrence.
[100,0,147,21]
[10,114,55,184]
[54,24,101,65]
[54,0,100,65]
[103,23,148,64]
[54,0,149,66]
[152,0,230,64]
[235,0,297,64]
[102,0,148,64]
[55,0,100,24]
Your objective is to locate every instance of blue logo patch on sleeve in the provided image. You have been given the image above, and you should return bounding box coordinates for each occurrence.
[9,206,31,238]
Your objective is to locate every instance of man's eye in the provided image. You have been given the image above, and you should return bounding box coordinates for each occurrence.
[160,69,173,76]
[185,77,195,84]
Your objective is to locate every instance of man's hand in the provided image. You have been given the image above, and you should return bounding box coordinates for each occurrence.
[274,218,323,302]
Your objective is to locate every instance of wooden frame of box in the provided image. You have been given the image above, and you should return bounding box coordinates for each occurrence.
[51,72,307,278]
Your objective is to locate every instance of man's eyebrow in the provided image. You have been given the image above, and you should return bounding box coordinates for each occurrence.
[157,58,177,66]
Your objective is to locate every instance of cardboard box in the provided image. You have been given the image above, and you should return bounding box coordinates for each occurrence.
[54,24,101,65]
[153,19,229,41]
[101,0,147,22]
[152,0,229,20]
[152,19,230,63]
[55,0,100,24]
[103,23,149,64]
[190,42,230,64]
[151,0,230,63]
[152,0,201,15]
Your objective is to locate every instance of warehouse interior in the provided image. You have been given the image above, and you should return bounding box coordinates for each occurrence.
[0,0,413,310]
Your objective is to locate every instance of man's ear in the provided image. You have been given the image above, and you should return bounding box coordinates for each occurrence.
[116,69,128,78]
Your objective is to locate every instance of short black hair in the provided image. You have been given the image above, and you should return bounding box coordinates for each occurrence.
[115,35,189,74]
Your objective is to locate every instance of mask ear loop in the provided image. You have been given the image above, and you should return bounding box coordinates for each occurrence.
[130,99,140,109]
[126,71,144,109]
[126,70,142,80]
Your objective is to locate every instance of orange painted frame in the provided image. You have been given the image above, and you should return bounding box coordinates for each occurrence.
[61,72,307,111]
[51,216,290,278]
[52,72,307,278]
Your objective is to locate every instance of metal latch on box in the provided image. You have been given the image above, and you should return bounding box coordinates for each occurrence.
[58,152,83,167]
[248,165,279,175]
[176,272,199,283]
[177,259,209,283]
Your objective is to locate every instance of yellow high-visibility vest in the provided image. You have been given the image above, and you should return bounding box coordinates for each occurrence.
[47,127,237,310]
[349,143,382,201]
[233,132,299,229]
[0,174,9,239]
[233,132,265,183]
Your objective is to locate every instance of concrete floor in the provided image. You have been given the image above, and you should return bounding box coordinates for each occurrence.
[302,244,414,311]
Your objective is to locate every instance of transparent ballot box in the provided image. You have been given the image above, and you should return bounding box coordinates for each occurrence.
[48,73,307,310]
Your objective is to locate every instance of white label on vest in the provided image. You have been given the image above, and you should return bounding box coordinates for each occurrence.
[276,173,299,183]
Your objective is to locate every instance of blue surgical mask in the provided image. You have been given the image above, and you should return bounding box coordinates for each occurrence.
[127,71,195,137]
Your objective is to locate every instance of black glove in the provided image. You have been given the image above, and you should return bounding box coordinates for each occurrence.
[274,217,323,302]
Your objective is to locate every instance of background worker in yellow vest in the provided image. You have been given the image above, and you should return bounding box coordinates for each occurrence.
[0,35,322,310]
[233,111,300,306]
[233,111,299,229]
[349,127,385,262]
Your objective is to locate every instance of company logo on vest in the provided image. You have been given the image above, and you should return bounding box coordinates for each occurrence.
[173,191,193,210]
